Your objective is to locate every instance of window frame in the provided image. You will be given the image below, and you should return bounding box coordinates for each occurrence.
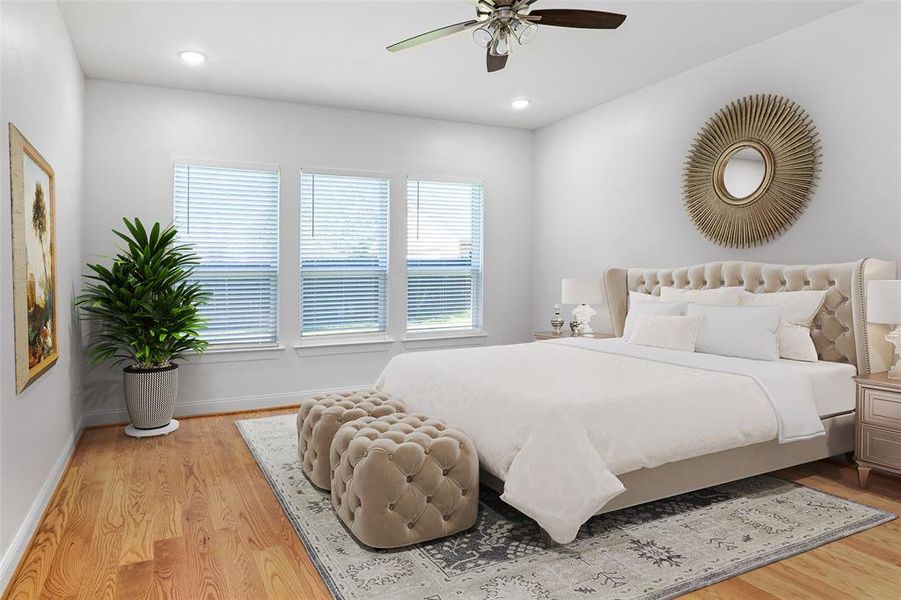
[403,175,485,336]
[298,166,392,340]
[171,157,282,350]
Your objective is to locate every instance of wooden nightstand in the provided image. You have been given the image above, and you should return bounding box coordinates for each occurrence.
[853,372,901,487]
[534,331,614,341]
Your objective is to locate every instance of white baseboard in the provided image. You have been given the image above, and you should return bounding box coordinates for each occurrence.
[81,383,374,427]
[0,416,84,594]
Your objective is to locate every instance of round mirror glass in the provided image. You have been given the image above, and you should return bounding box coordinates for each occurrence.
[722,146,767,199]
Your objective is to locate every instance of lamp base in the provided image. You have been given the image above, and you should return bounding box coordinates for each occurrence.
[887,328,901,379]
[572,304,597,335]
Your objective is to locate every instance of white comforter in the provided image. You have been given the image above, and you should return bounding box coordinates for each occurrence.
[375,338,826,543]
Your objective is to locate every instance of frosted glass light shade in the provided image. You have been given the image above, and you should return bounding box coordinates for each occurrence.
[561,277,605,305]
[867,280,901,324]
[472,25,494,48]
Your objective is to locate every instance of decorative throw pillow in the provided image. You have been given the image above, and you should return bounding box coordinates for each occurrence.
[739,290,828,362]
[622,300,686,340]
[627,314,704,352]
[660,286,746,306]
[629,291,661,304]
[687,303,782,361]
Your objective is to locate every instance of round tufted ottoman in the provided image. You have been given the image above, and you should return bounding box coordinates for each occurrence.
[297,389,406,490]
[330,413,479,549]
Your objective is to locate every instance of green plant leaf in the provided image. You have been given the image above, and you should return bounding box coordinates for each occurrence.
[76,217,209,368]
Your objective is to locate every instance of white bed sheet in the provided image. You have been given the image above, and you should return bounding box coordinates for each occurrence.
[552,337,826,443]
[564,339,858,417]
[790,359,856,417]
[567,340,858,418]
[375,338,846,543]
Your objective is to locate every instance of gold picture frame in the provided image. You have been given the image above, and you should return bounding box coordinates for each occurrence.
[9,124,59,392]
[682,94,821,248]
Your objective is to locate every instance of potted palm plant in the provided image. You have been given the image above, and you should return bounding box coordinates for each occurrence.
[78,218,209,437]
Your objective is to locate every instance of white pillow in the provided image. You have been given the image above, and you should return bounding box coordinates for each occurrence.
[660,286,746,306]
[629,291,661,304]
[622,300,686,340]
[739,291,827,362]
[687,303,782,361]
[627,314,704,352]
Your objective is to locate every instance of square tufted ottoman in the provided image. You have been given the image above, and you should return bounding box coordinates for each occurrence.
[297,389,406,490]
[330,413,479,549]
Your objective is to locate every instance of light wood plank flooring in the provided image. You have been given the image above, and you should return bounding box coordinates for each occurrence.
[3,408,899,599]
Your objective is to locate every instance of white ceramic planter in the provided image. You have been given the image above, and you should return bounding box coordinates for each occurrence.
[123,363,179,435]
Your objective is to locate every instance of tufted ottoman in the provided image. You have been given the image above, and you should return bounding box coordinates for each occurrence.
[330,413,479,549]
[297,389,406,490]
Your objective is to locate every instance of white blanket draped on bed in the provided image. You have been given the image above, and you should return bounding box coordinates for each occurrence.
[375,338,826,543]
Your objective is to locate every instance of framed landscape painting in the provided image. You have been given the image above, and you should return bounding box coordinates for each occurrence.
[9,124,58,392]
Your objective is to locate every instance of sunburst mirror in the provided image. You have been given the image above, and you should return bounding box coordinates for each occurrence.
[682,94,821,248]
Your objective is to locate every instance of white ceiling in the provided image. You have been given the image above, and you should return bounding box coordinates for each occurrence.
[59,0,853,129]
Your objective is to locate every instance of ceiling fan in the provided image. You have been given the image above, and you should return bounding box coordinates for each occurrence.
[386,0,627,73]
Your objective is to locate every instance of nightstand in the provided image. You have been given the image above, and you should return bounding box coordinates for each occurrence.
[534,331,614,341]
[853,372,901,487]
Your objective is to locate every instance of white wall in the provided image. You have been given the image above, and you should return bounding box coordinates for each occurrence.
[532,2,900,333]
[0,0,85,587]
[81,80,533,423]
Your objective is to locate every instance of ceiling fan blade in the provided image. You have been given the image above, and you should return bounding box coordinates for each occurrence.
[530,9,626,29]
[387,20,479,52]
[514,0,540,10]
[487,50,508,73]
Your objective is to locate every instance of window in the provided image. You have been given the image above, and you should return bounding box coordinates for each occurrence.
[300,172,389,336]
[406,179,483,332]
[173,163,279,346]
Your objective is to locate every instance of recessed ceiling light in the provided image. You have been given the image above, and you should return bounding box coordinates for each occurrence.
[178,50,207,65]
[510,98,531,110]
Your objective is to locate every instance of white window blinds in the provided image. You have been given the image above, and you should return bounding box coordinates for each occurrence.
[173,163,280,346]
[406,180,483,332]
[300,172,389,335]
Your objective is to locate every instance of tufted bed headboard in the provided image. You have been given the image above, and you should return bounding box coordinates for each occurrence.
[604,259,896,375]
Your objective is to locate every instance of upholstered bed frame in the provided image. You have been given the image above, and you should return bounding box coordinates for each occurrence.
[485,259,897,523]
[605,259,895,375]
[599,259,895,512]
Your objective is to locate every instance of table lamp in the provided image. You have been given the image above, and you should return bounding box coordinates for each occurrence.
[561,277,605,335]
[867,280,901,379]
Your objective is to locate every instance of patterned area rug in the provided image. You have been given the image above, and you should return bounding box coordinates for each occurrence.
[237,414,894,600]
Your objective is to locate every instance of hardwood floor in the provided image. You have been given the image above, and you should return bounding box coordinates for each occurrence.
[4,408,899,599]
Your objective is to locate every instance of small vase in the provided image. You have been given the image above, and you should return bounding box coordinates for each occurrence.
[550,317,564,334]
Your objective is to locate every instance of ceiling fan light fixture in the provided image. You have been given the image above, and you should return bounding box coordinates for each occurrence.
[512,19,537,45]
[490,29,510,56]
[472,24,495,48]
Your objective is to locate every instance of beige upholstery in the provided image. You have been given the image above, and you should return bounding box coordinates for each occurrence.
[297,389,406,490]
[604,259,896,374]
[330,413,479,549]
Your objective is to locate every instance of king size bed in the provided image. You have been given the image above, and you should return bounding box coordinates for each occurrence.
[376,260,895,543]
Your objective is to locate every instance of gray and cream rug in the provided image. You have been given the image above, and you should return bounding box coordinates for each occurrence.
[237,414,895,600]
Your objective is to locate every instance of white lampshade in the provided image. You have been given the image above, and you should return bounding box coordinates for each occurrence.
[867,280,901,324]
[561,277,605,305]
